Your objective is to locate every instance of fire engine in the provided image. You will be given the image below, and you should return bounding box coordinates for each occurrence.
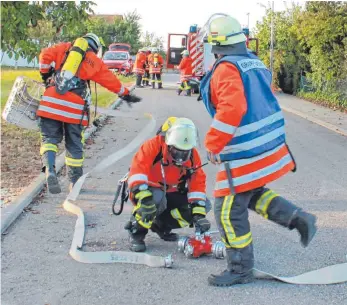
[166,24,259,80]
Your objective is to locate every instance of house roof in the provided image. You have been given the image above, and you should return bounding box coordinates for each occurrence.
[90,14,123,24]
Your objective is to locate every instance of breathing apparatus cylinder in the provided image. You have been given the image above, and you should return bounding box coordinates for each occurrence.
[56,38,89,95]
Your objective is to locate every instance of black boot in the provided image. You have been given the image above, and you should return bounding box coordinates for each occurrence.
[184,89,192,96]
[208,245,254,287]
[151,221,179,241]
[43,151,61,194]
[151,81,155,89]
[289,210,317,247]
[158,82,163,89]
[124,219,148,252]
[265,195,317,247]
[68,166,82,192]
[177,89,182,96]
[136,75,143,88]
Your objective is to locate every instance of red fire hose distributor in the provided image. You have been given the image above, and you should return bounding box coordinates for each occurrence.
[177,232,226,258]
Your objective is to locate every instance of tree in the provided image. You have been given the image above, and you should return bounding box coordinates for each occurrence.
[1,1,95,61]
[112,11,142,54]
[142,31,165,51]
[295,1,347,92]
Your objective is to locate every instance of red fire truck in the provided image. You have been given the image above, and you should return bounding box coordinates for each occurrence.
[166,25,258,79]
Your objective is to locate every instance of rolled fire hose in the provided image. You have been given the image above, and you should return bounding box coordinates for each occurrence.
[63,112,173,268]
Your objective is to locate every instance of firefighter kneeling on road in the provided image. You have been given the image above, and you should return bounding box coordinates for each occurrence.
[125,117,211,252]
[199,15,317,286]
[38,33,139,194]
[148,47,164,89]
[176,50,193,96]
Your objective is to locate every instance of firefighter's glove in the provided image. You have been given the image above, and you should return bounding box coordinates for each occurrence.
[134,190,156,229]
[120,89,142,106]
[193,215,211,234]
[40,67,55,87]
[192,201,210,233]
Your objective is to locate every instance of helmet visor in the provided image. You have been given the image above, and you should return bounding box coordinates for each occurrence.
[169,146,191,165]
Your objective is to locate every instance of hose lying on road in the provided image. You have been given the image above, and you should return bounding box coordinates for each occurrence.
[63,112,173,268]
[253,261,347,285]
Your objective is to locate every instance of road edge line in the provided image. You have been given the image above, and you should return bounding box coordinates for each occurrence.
[281,105,347,137]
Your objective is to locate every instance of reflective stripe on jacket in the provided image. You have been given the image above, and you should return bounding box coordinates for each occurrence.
[149,53,163,74]
[38,42,126,126]
[178,57,193,82]
[200,54,295,197]
[128,135,207,202]
[134,52,147,75]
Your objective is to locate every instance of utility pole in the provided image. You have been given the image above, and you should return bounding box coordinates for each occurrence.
[270,1,274,78]
[246,12,250,29]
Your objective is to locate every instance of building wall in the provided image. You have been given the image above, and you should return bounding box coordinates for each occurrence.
[1,51,38,68]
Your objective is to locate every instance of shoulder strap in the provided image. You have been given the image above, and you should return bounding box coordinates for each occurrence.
[153,149,163,165]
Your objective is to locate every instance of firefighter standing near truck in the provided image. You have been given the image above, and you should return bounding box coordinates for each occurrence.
[149,47,164,89]
[133,48,147,88]
[38,33,140,194]
[142,47,151,87]
[124,117,211,252]
[176,50,193,96]
[199,15,317,286]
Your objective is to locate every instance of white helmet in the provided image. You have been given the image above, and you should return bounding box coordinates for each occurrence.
[181,50,189,56]
[205,15,246,46]
[152,47,158,53]
[83,33,102,53]
[165,118,198,164]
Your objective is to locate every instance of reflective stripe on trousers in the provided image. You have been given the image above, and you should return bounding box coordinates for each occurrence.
[214,195,253,249]
[170,208,190,228]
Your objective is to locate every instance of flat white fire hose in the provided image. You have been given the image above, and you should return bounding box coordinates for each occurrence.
[61,109,347,282]
[63,112,173,268]
[253,262,347,285]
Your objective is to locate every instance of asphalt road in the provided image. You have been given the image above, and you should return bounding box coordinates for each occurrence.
[1,74,347,305]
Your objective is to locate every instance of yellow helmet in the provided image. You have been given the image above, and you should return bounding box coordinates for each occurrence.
[206,15,246,46]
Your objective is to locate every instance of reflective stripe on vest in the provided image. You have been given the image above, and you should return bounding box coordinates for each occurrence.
[215,152,293,190]
[199,53,286,161]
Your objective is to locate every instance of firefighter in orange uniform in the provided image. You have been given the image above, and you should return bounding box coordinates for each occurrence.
[142,47,151,87]
[149,47,164,89]
[125,117,211,252]
[199,15,317,286]
[38,33,139,194]
[133,48,147,88]
[176,50,193,96]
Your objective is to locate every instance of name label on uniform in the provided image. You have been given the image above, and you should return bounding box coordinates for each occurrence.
[237,59,267,73]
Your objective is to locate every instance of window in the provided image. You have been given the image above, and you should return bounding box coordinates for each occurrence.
[103,52,129,60]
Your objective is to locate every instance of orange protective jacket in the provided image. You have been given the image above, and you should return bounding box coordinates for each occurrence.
[178,57,193,82]
[206,62,294,197]
[148,53,164,74]
[38,42,126,126]
[145,52,151,71]
[128,135,207,203]
[133,52,147,75]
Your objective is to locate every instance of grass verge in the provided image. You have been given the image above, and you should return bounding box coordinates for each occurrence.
[1,68,134,204]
